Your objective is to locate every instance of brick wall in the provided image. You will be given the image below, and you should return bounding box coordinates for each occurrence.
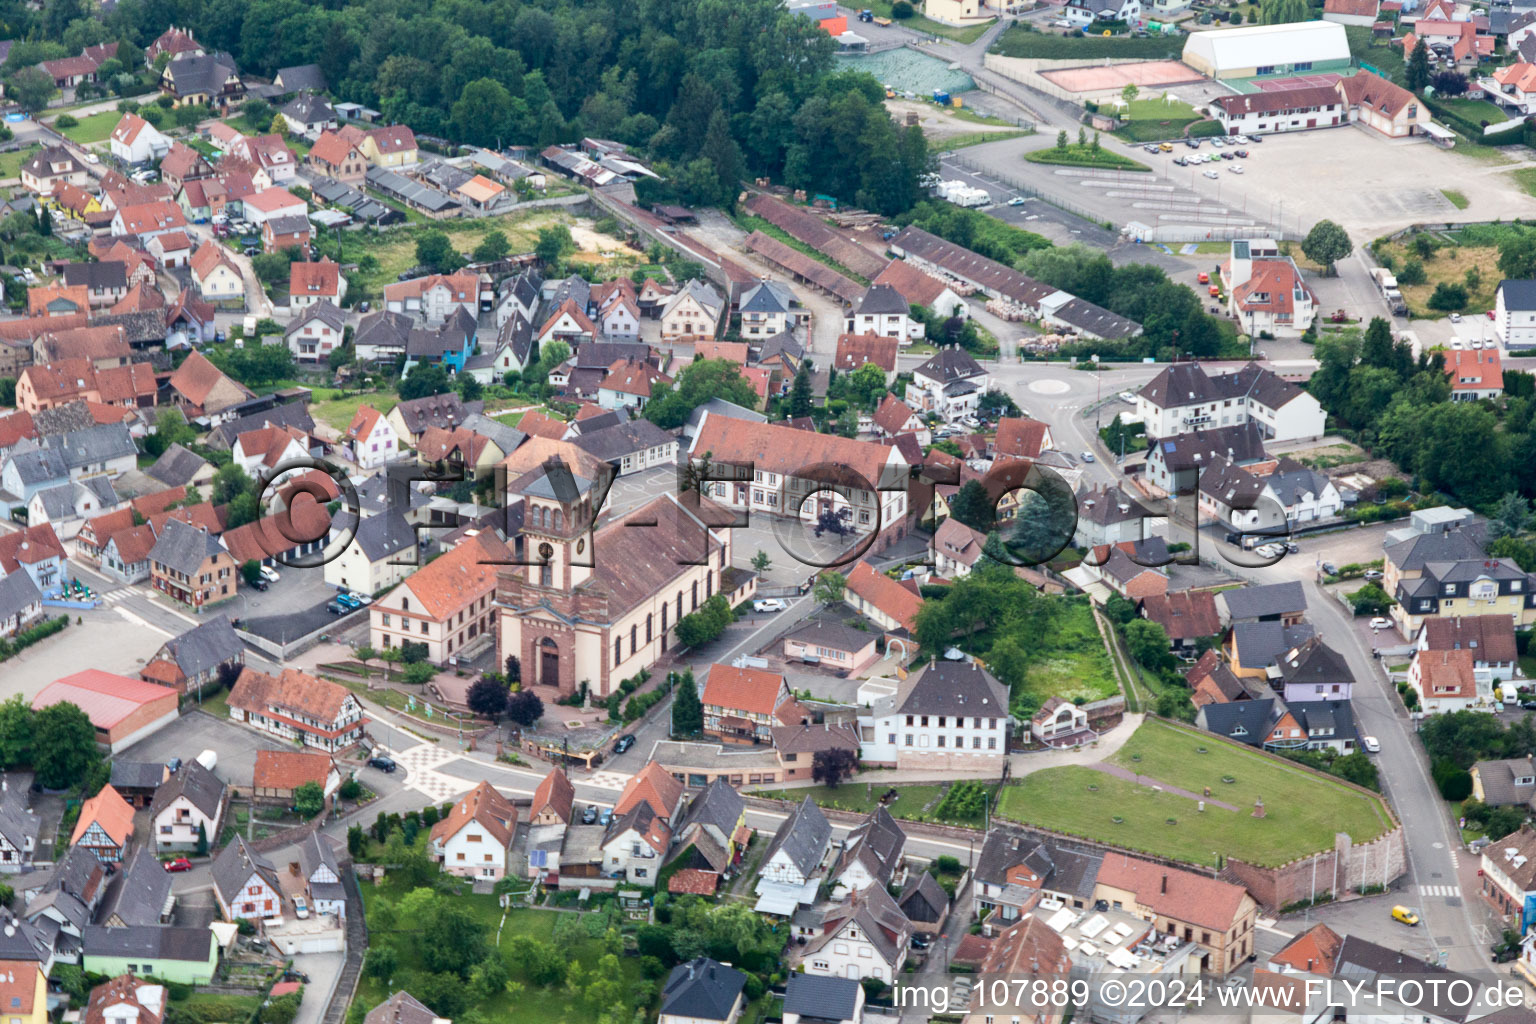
[1222,827,1407,910]
[105,690,179,746]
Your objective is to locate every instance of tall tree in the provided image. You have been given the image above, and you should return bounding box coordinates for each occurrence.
[948,480,996,533]
[32,702,100,790]
[699,108,745,208]
[672,671,703,736]
[1407,38,1432,91]
[788,362,814,418]
[1301,220,1351,276]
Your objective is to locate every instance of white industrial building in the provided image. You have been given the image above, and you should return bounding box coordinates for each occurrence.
[1182,20,1351,79]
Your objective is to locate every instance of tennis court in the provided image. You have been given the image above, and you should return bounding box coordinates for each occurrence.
[1040,59,1204,94]
[1253,72,1344,91]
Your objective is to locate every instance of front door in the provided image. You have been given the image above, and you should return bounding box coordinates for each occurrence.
[540,641,560,687]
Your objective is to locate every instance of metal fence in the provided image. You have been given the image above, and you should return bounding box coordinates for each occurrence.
[946,153,1116,226]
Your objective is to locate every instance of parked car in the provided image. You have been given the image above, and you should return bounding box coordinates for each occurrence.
[1391,906,1420,927]
[367,756,397,772]
[1363,569,1383,580]
[1361,736,1381,753]
[582,804,599,824]
[164,857,193,873]
[326,599,350,614]
[1234,149,1249,158]
[1079,450,1095,462]
[753,598,788,613]
[250,577,268,592]
[1369,617,1392,630]
[1118,391,1135,402]
[1249,133,1263,143]
[613,734,636,754]
[259,565,280,583]
[167,757,182,773]
[1185,138,1200,149]
[1450,312,1462,323]
[599,807,613,826]
[1321,561,1339,575]
[1007,196,1026,206]
[336,592,362,610]
[1229,164,1244,174]
[1203,169,1220,179]
[294,895,310,919]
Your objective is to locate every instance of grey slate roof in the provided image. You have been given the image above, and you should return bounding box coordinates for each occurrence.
[893,660,1008,718]
[1333,934,1484,1022]
[1151,421,1267,476]
[782,618,877,655]
[61,261,127,292]
[677,777,744,839]
[1195,696,1284,747]
[1264,457,1333,507]
[7,447,69,486]
[495,312,534,368]
[41,422,136,471]
[755,331,804,365]
[0,787,36,865]
[0,572,41,624]
[147,443,210,488]
[660,958,747,1022]
[365,991,439,1024]
[286,298,345,337]
[545,274,592,315]
[784,973,861,1023]
[150,759,226,820]
[897,870,949,925]
[1288,699,1357,745]
[82,924,214,962]
[211,835,279,907]
[1277,636,1351,688]
[1384,526,1487,573]
[571,419,674,464]
[210,402,315,450]
[275,64,326,94]
[1220,581,1306,622]
[346,510,416,563]
[1230,621,1316,670]
[99,844,173,926]
[739,280,800,315]
[1500,279,1536,312]
[267,214,313,239]
[163,52,239,96]
[157,614,243,684]
[109,761,167,791]
[1051,297,1142,339]
[1473,755,1536,807]
[762,796,831,879]
[1138,361,1307,413]
[832,804,906,888]
[853,283,909,316]
[391,392,473,436]
[279,92,335,124]
[149,517,225,576]
[501,269,543,310]
[0,909,51,962]
[460,413,526,457]
[915,346,985,384]
[32,402,98,438]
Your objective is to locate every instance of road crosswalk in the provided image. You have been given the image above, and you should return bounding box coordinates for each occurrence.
[1419,885,1461,898]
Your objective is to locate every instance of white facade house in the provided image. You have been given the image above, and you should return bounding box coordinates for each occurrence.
[212,837,283,922]
[740,280,804,339]
[1222,239,1318,339]
[844,285,917,341]
[759,797,832,888]
[601,805,669,884]
[1135,360,1326,441]
[857,661,1010,771]
[1064,0,1143,28]
[799,885,912,983]
[1407,648,1493,714]
[344,406,398,471]
[109,114,171,165]
[149,762,226,852]
[428,781,517,881]
[905,347,989,421]
[1495,279,1536,351]
[284,301,345,364]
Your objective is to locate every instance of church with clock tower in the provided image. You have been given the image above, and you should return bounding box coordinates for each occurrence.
[495,439,743,700]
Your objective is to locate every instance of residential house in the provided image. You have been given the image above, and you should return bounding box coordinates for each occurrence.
[844,560,923,635]
[1064,0,1143,26]
[1226,620,1317,678]
[168,351,253,421]
[1135,361,1326,442]
[1212,85,1349,135]
[754,796,832,913]
[158,144,212,193]
[252,750,341,806]
[0,574,44,640]
[287,832,346,919]
[1074,484,1157,549]
[429,780,517,880]
[1385,524,1536,635]
[359,126,419,168]
[97,845,172,926]
[570,418,679,478]
[906,347,989,421]
[70,786,134,863]
[344,405,398,470]
[783,974,864,1024]
[858,660,1010,770]
[830,806,906,898]
[227,666,367,751]
[1218,581,1307,627]
[1221,240,1318,338]
[797,884,913,982]
[931,516,988,578]
[659,959,747,1024]
[240,188,305,229]
[262,215,311,255]
[1275,635,1354,702]
[59,264,129,311]
[384,271,480,324]
[354,312,414,365]
[668,778,748,877]
[833,333,899,382]
[148,519,235,610]
[1496,279,1536,351]
[593,280,642,340]
[279,93,336,137]
[289,261,346,312]
[661,280,725,340]
[189,242,244,308]
[702,665,792,743]
[148,761,226,851]
[19,147,88,196]
[871,393,929,445]
[1416,614,1519,681]
[1138,590,1220,655]
[597,358,672,411]
[274,64,326,94]
[739,280,804,339]
[232,424,309,480]
[845,284,917,340]
[1144,421,1273,498]
[26,283,89,319]
[211,835,283,921]
[368,531,507,665]
[0,788,40,872]
[82,926,218,985]
[530,767,574,826]
[0,523,66,596]
[386,392,476,447]
[1087,539,1171,601]
[1471,755,1536,808]
[323,511,416,595]
[285,300,346,363]
[1407,647,1490,713]
[139,614,244,696]
[159,52,243,110]
[993,417,1053,461]
[602,762,685,883]
[1444,347,1504,400]
[109,202,188,242]
[306,132,368,185]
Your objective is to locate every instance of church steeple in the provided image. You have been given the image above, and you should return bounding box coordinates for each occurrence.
[510,456,596,592]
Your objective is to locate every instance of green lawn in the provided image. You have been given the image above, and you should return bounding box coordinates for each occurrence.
[55,111,123,144]
[755,782,989,827]
[1014,598,1120,710]
[1436,97,1507,123]
[1441,189,1470,210]
[1345,26,1406,83]
[0,145,39,181]
[1111,98,1218,142]
[995,719,1395,867]
[991,23,1182,58]
[1027,144,1150,171]
[309,389,398,432]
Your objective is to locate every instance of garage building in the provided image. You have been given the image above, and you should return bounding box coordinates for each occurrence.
[1182,21,1351,79]
[33,670,180,752]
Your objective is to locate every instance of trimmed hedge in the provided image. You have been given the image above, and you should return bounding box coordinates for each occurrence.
[0,615,68,662]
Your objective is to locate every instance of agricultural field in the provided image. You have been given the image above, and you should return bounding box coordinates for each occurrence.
[996,720,1396,867]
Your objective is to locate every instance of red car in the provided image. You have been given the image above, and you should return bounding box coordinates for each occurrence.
[1489,310,1497,320]
[164,857,193,873]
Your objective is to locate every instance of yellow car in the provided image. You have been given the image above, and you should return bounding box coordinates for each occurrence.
[1391,906,1420,926]
[1159,142,1173,152]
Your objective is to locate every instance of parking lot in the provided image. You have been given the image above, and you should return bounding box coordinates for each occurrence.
[119,709,294,788]
[237,565,362,646]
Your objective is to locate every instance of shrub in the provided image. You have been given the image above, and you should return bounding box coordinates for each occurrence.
[1427,281,1469,311]
[55,114,78,128]
[892,0,915,14]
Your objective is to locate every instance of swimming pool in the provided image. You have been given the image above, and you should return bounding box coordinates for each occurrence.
[835,48,975,97]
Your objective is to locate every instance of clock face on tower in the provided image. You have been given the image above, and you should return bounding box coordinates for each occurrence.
[538,542,554,562]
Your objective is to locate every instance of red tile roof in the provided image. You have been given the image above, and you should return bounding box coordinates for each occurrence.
[1095,853,1252,933]
[873,259,954,308]
[398,532,509,620]
[1415,648,1477,699]
[993,417,1051,460]
[1138,590,1221,642]
[667,868,719,895]
[72,785,135,848]
[290,260,341,298]
[253,750,333,792]
[1443,347,1501,392]
[702,664,787,716]
[530,767,574,823]
[429,779,516,848]
[1270,923,1344,974]
[614,761,683,821]
[834,332,899,374]
[846,560,923,632]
